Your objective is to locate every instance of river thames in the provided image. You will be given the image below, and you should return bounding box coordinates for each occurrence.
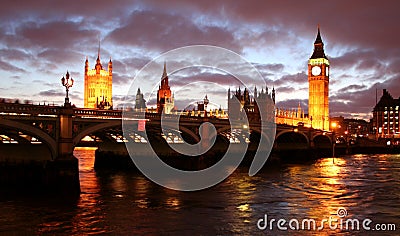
[0,148,399,235]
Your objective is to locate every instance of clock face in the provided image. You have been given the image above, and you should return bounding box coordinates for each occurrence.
[326,67,329,76]
[311,66,321,76]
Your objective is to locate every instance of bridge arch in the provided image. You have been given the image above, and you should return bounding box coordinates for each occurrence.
[175,126,200,143]
[0,118,57,159]
[73,121,201,146]
[216,127,251,144]
[73,120,121,145]
[276,130,310,145]
[312,133,332,144]
[312,134,332,148]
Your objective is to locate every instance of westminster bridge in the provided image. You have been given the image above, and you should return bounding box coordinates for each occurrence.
[0,102,333,192]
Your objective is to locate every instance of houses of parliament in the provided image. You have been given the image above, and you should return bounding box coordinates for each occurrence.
[83,27,331,130]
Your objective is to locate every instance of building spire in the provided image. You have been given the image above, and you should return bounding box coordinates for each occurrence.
[95,38,103,70]
[160,61,169,88]
[314,24,323,45]
[310,25,327,59]
[97,38,101,60]
[162,61,167,79]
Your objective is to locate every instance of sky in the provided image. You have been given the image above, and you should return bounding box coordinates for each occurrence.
[1,0,400,120]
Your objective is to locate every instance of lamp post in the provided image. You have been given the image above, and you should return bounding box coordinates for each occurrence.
[331,122,337,160]
[61,71,74,106]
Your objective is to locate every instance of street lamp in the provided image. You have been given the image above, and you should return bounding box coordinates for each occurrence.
[61,71,74,106]
[331,122,337,159]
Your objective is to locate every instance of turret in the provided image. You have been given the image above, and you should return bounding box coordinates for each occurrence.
[108,57,112,75]
[272,87,275,104]
[95,41,102,73]
[85,57,89,74]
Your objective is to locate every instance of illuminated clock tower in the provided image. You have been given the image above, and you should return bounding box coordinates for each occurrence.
[308,26,330,130]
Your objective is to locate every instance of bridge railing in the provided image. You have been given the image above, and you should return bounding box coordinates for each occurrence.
[73,108,122,118]
[0,103,59,116]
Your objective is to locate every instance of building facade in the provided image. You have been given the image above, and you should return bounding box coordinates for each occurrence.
[308,27,330,130]
[84,49,113,109]
[373,89,400,138]
[227,86,275,121]
[156,62,174,114]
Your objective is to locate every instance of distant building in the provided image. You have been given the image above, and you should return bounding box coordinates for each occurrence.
[330,116,369,136]
[156,62,174,114]
[372,89,400,138]
[84,46,113,109]
[135,88,146,109]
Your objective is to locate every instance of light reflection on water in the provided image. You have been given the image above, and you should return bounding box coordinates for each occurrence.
[0,148,399,235]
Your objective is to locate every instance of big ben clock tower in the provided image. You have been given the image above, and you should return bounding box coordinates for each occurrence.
[308,26,330,130]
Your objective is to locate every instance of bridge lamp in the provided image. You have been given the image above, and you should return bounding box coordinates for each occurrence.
[61,71,74,105]
[331,122,337,158]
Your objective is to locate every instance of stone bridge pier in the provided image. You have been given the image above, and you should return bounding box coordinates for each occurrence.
[0,103,80,194]
[49,104,80,194]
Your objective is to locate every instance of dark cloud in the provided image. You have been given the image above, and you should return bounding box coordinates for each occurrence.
[0,60,26,73]
[274,86,296,94]
[112,72,131,86]
[276,99,308,110]
[38,89,64,97]
[0,49,32,61]
[171,72,239,88]
[37,49,84,65]
[14,21,98,50]
[106,10,241,52]
[10,75,21,80]
[278,72,307,86]
[254,63,284,72]
[0,0,136,21]
[330,49,391,71]
[146,0,400,52]
[340,84,367,93]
